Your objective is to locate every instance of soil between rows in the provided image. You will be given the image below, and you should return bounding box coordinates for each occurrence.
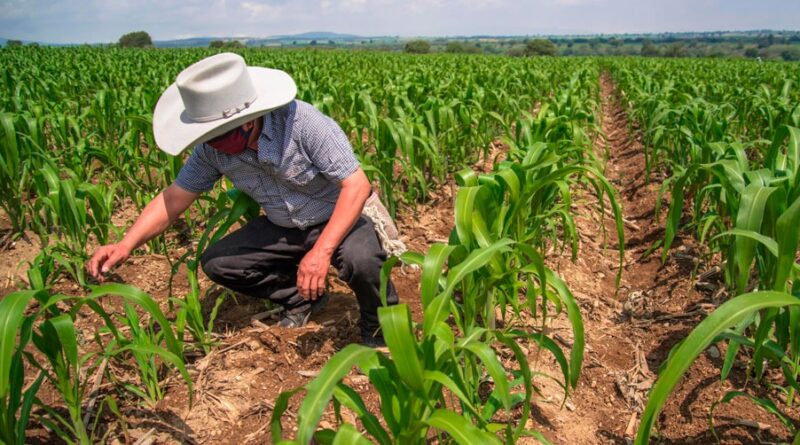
[3,74,798,444]
[529,74,798,444]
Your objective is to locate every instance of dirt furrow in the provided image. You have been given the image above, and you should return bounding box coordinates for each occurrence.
[531,73,703,444]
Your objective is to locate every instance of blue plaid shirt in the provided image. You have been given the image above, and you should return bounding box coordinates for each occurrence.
[175,100,361,229]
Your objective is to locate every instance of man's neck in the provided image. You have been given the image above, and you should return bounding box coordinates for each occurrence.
[247,115,264,151]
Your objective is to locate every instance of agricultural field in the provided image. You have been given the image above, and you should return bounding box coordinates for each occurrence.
[0,46,799,444]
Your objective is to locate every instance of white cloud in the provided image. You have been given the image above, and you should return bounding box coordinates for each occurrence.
[240,1,284,21]
[341,0,368,11]
[458,0,506,9]
[551,0,594,5]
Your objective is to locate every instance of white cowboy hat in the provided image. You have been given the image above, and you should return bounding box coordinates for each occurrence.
[153,52,297,155]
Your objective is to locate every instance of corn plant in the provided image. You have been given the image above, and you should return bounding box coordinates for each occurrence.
[75,284,193,407]
[0,113,35,240]
[0,284,193,443]
[272,269,554,444]
[28,304,127,444]
[0,291,45,445]
[170,188,260,354]
[635,291,800,445]
[27,165,117,287]
[29,312,97,444]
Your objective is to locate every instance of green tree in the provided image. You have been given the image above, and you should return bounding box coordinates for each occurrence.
[507,47,525,57]
[405,40,431,54]
[781,47,800,61]
[641,40,660,57]
[445,41,465,53]
[744,47,759,58]
[757,33,775,49]
[6,40,22,47]
[664,42,684,58]
[118,31,153,48]
[209,40,244,49]
[524,39,557,56]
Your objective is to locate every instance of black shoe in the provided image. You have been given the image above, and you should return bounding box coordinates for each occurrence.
[361,331,387,348]
[277,293,330,328]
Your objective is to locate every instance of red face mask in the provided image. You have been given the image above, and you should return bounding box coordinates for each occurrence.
[206,127,253,154]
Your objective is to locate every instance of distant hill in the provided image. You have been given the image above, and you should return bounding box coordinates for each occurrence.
[0,37,44,46]
[271,32,364,40]
[153,32,369,48]
[154,37,238,48]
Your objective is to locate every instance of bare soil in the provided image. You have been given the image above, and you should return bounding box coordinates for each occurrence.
[2,75,798,444]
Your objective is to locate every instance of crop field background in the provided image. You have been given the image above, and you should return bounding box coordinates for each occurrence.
[1,46,799,444]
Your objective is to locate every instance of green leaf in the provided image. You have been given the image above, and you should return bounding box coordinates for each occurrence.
[117,344,193,406]
[271,387,303,444]
[296,344,376,445]
[420,244,458,308]
[713,229,778,257]
[426,409,501,445]
[461,341,511,410]
[81,284,182,359]
[730,184,777,294]
[774,195,800,292]
[544,269,584,389]
[332,384,391,445]
[331,423,373,445]
[636,291,800,445]
[379,304,424,393]
[709,390,796,441]
[442,239,513,297]
[0,291,36,398]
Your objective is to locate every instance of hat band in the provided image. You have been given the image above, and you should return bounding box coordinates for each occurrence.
[189,93,258,123]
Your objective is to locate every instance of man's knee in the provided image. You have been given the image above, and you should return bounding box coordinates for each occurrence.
[200,244,231,283]
[339,238,384,280]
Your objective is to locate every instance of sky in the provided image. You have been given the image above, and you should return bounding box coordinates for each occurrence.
[1,0,799,44]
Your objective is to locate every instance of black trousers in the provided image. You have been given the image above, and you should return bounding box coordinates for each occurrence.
[200,215,399,335]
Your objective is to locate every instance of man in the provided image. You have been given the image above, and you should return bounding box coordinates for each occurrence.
[87,53,398,347]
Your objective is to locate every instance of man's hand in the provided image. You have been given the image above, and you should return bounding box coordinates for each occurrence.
[297,248,331,300]
[86,183,200,282]
[87,243,133,281]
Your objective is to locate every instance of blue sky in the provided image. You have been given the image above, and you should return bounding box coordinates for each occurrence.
[1,0,798,44]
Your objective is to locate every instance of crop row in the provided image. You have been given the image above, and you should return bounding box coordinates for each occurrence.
[609,58,800,443]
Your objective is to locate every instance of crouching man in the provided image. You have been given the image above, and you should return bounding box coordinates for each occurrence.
[87,53,398,347]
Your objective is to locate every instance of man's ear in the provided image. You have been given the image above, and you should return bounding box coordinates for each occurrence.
[241,119,256,131]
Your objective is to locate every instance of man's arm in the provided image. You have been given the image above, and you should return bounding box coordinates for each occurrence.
[296,167,371,300]
[87,183,200,280]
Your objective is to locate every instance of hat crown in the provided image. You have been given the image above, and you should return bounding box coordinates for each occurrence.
[176,52,257,122]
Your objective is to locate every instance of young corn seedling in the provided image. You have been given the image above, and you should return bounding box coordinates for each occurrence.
[0,291,46,445]
[170,188,260,354]
[0,113,35,241]
[272,304,539,445]
[75,284,193,407]
[635,291,800,445]
[29,312,97,445]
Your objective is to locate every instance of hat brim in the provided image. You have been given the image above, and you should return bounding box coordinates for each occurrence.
[153,67,297,156]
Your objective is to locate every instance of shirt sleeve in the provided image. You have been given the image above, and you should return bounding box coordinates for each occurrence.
[302,114,361,183]
[174,144,223,193]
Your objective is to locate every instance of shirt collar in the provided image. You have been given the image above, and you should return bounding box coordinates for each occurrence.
[262,111,275,141]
